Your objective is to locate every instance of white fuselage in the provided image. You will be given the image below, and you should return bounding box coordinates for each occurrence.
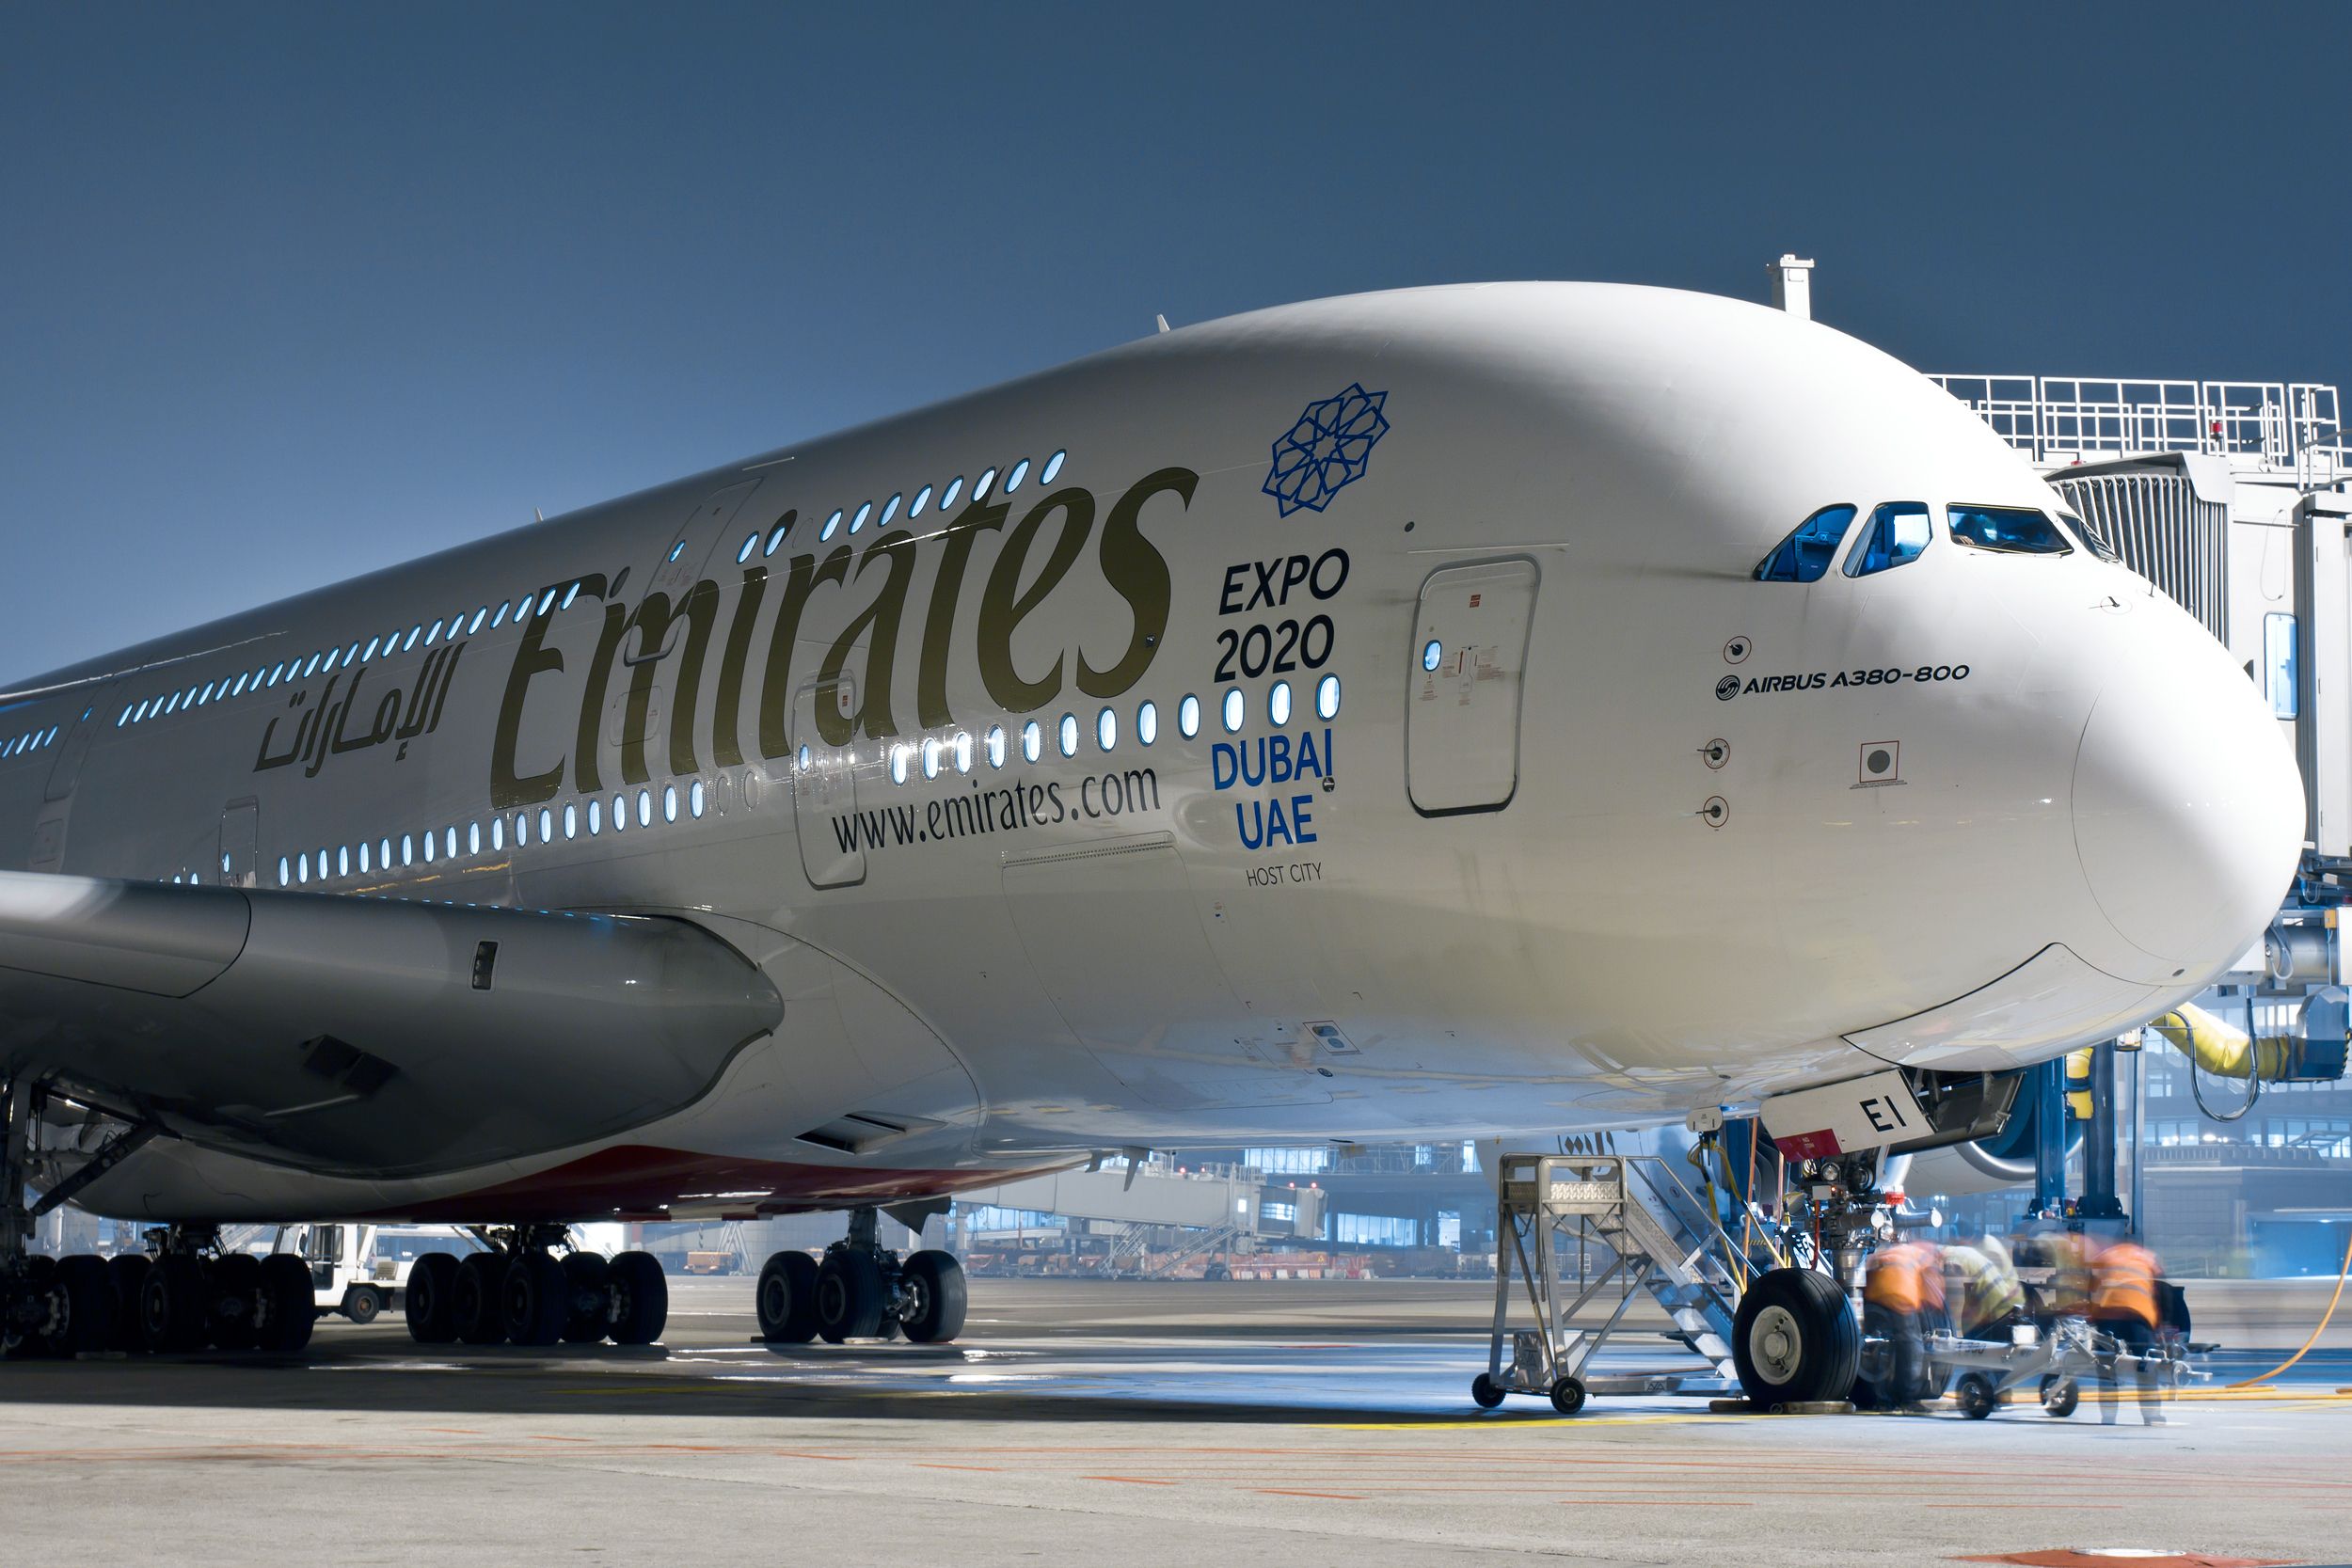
[0,283,2304,1223]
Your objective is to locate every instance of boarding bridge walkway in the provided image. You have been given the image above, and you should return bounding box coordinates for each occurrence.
[957,1158,1327,1276]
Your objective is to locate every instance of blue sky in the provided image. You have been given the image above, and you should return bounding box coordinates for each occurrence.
[4,3,2346,677]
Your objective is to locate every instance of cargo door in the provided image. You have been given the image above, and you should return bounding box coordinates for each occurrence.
[1406,559,1537,816]
[216,799,260,887]
[790,673,864,888]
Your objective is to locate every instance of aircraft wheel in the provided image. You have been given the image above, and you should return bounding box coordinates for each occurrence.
[205,1254,262,1350]
[140,1254,209,1353]
[2042,1375,2080,1418]
[104,1254,151,1352]
[405,1252,458,1343]
[4,1257,58,1357]
[452,1251,508,1345]
[1731,1266,1858,1407]
[1470,1372,1505,1409]
[1549,1375,1588,1416]
[52,1255,115,1356]
[756,1251,819,1343]
[501,1252,568,1347]
[815,1249,884,1343]
[606,1251,667,1345]
[1955,1371,1997,1419]
[255,1254,315,1353]
[559,1252,612,1343]
[898,1251,966,1344]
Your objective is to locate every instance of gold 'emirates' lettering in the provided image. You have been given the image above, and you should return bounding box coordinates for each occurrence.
[488,467,1194,810]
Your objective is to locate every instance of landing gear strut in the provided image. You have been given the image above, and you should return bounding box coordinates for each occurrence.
[403,1225,667,1349]
[3,1076,251,1359]
[756,1206,967,1346]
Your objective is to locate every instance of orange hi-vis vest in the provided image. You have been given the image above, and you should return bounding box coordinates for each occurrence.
[2090,1241,2160,1327]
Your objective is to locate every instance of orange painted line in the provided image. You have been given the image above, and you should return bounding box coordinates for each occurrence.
[768,1450,856,1462]
[1554,1499,1755,1507]
[1257,1489,1364,1499]
[1923,1502,2128,1511]
[914,1464,1004,1472]
[1085,1476,1176,1486]
[528,1435,593,1443]
[416,1427,481,1435]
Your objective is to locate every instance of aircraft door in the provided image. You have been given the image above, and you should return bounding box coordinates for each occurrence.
[790,674,865,888]
[217,799,260,887]
[1406,559,1537,816]
[636,480,764,613]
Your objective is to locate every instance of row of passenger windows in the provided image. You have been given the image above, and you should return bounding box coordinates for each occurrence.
[233,779,715,890]
[869,675,1343,785]
[218,673,1341,887]
[1753,501,2108,583]
[116,584,584,730]
[2,724,61,760]
[733,451,1070,561]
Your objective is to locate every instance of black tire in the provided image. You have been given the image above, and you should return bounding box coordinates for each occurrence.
[1955,1371,1996,1419]
[1549,1375,1588,1416]
[756,1251,820,1344]
[559,1251,612,1343]
[255,1254,315,1354]
[140,1253,209,1353]
[53,1255,115,1356]
[1851,1301,1899,1411]
[1731,1266,1859,1407]
[815,1249,884,1343]
[502,1253,568,1347]
[342,1286,381,1324]
[1470,1372,1505,1409]
[606,1251,667,1345]
[405,1252,459,1343]
[206,1254,262,1350]
[2042,1375,2079,1418]
[453,1251,507,1345]
[898,1251,967,1344]
[104,1254,151,1352]
[6,1256,58,1357]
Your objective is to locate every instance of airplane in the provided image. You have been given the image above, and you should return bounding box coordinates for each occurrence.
[0,281,2303,1402]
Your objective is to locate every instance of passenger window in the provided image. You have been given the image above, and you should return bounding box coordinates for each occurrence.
[1947,504,2071,556]
[1845,502,1932,578]
[1754,504,1858,583]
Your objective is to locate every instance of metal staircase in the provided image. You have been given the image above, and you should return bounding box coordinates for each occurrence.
[1482,1150,1766,1407]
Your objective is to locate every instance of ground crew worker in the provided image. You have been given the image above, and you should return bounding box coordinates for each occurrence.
[1864,1240,1942,1408]
[2089,1233,2167,1425]
[1945,1234,2026,1341]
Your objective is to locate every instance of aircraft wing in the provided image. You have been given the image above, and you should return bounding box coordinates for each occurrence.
[0,869,782,1179]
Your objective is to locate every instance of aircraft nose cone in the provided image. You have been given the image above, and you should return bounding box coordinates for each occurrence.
[2072,631,2304,977]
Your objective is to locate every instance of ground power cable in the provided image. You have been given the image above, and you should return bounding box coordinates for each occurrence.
[2226,1227,2352,1390]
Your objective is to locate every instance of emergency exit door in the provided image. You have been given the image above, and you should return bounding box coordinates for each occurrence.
[1406,559,1537,816]
[790,673,864,888]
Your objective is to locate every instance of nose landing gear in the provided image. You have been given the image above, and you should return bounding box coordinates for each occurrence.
[756,1207,967,1346]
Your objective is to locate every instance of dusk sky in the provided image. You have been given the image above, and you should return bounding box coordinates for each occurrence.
[5,3,2347,678]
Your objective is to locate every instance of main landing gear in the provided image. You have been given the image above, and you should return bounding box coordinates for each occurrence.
[2,1225,315,1360]
[4,1075,313,1359]
[404,1225,669,1348]
[755,1206,967,1346]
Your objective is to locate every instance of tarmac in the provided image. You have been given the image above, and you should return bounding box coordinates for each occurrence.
[1,1275,2347,1566]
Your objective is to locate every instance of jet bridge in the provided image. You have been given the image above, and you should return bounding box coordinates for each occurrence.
[954,1157,1327,1276]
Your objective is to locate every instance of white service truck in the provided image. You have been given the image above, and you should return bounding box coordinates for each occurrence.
[269,1224,482,1323]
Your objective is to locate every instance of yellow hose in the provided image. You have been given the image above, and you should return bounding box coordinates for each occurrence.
[2229,1227,2352,1388]
[2147,1004,2301,1081]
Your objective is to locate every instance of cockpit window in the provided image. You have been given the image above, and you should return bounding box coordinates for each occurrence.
[2058,510,2121,563]
[1845,501,1931,577]
[1753,504,1858,583]
[1947,503,2072,556]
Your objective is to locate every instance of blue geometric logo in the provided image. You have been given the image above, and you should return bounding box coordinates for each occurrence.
[1263,383,1391,516]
